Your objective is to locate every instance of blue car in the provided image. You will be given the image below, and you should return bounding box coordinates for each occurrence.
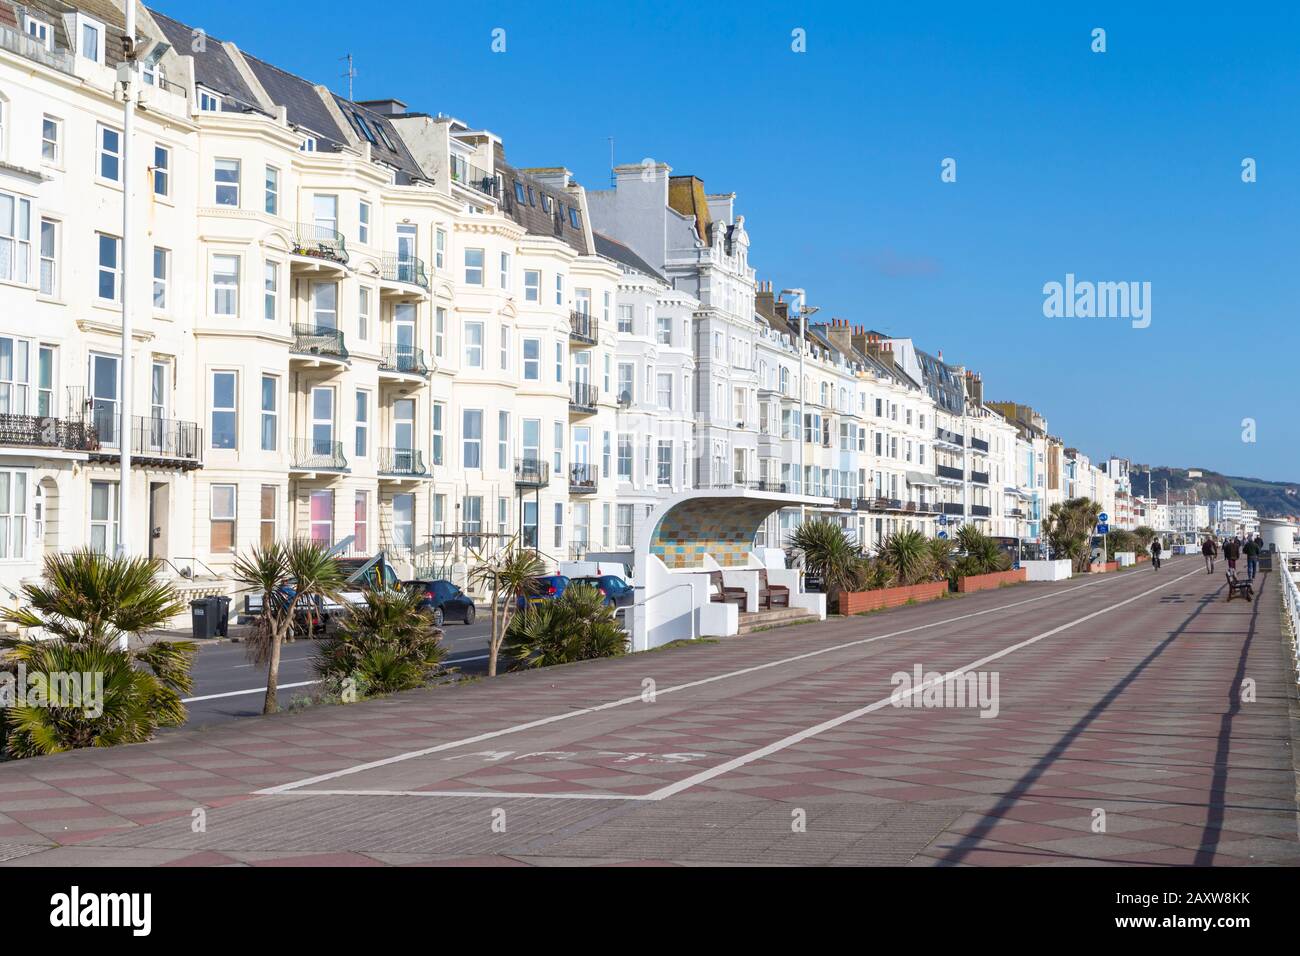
[518,574,570,610]
[572,575,634,608]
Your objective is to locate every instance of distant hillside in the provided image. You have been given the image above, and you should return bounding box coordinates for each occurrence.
[1133,467,1300,518]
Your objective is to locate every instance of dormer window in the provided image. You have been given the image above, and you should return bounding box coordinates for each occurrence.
[197,87,221,112]
[24,16,52,50]
[76,15,105,64]
[300,136,317,152]
[568,207,581,228]
[513,181,526,204]
[376,124,398,152]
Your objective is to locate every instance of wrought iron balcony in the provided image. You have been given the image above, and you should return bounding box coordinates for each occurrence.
[569,311,597,346]
[941,502,965,515]
[514,457,549,488]
[0,413,94,452]
[381,253,429,290]
[292,222,349,266]
[569,381,598,414]
[935,464,964,480]
[569,462,598,492]
[970,504,992,517]
[378,343,429,377]
[291,323,349,361]
[378,446,427,477]
[83,414,203,469]
[290,437,348,472]
[970,469,990,485]
[970,437,989,452]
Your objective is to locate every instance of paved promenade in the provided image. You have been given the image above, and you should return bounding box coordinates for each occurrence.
[0,554,1295,866]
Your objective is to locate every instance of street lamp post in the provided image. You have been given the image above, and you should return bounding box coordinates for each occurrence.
[118,3,139,565]
[779,289,816,528]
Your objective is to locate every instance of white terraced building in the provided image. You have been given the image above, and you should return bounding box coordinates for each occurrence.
[0,0,1161,608]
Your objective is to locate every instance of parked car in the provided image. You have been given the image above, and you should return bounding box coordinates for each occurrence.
[571,575,634,608]
[404,579,476,627]
[518,574,570,610]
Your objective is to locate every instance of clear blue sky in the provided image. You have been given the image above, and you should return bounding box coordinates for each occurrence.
[159,0,1300,481]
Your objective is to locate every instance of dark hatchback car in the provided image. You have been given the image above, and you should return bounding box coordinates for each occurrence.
[571,575,635,608]
[405,579,476,626]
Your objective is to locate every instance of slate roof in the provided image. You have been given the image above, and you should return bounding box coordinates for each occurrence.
[495,148,589,255]
[915,348,966,414]
[594,232,667,284]
[150,8,264,111]
[4,0,126,69]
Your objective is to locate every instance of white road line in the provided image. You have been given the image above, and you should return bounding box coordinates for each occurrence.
[183,681,318,703]
[285,788,654,801]
[255,566,1156,796]
[644,564,1204,801]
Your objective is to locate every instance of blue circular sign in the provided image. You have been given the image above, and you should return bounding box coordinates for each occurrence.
[1099,512,1109,523]
[938,531,948,539]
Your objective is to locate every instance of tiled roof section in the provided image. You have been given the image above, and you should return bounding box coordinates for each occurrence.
[239,52,347,145]
[13,0,126,68]
[593,232,666,284]
[495,147,589,255]
[329,95,427,183]
[149,9,263,111]
[0,3,18,30]
[915,348,965,413]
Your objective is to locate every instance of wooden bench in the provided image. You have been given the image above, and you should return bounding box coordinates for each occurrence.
[709,571,746,608]
[1225,572,1253,603]
[758,568,790,610]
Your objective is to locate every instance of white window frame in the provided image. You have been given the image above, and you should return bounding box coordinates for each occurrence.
[97,124,120,183]
[41,114,60,165]
[95,232,120,302]
[523,270,540,302]
[210,370,238,450]
[152,246,169,312]
[0,193,33,285]
[214,158,240,207]
[464,321,483,369]
[212,254,240,316]
[209,484,238,553]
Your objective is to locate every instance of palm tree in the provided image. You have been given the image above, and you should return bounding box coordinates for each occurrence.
[876,529,932,586]
[1044,497,1103,572]
[467,536,545,677]
[314,588,445,697]
[232,539,346,714]
[504,583,628,668]
[926,536,957,583]
[0,550,196,757]
[787,518,863,609]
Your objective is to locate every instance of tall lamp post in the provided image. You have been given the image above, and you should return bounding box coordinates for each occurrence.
[118,3,139,564]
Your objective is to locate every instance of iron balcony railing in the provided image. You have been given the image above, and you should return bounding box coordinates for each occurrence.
[292,323,349,361]
[290,437,348,471]
[379,343,429,376]
[941,502,965,515]
[292,222,349,265]
[935,427,964,447]
[451,161,498,198]
[569,311,598,345]
[935,464,964,480]
[970,437,990,452]
[83,414,203,467]
[916,500,940,513]
[570,381,599,412]
[378,446,426,477]
[868,497,906,512]
[569,462,598,492]
[514,457,549,487]
[970,469,990,485]
[0,412,94,452]
[970,504,992,517]
[381,253,430,289]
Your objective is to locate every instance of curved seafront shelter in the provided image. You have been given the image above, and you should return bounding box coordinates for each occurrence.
[628,489,828,651]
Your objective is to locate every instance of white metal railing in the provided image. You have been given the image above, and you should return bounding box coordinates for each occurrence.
[1281,552,1300,684]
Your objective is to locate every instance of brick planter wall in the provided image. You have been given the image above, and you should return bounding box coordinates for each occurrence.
[839,580,949,615]
[956,568,1028,593]
[1088,561,1120,573]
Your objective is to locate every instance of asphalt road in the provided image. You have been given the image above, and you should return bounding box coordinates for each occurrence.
[180,618,495,728]
[4,555,1297,866]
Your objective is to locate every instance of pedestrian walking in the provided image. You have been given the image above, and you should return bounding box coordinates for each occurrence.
[1202,536,1218,574]
[1243,535,1260,581]
[1150,536,1162,570]
[1222,536,1241,573]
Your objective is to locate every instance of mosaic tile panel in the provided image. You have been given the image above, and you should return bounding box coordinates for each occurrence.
[649,498,787,569]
